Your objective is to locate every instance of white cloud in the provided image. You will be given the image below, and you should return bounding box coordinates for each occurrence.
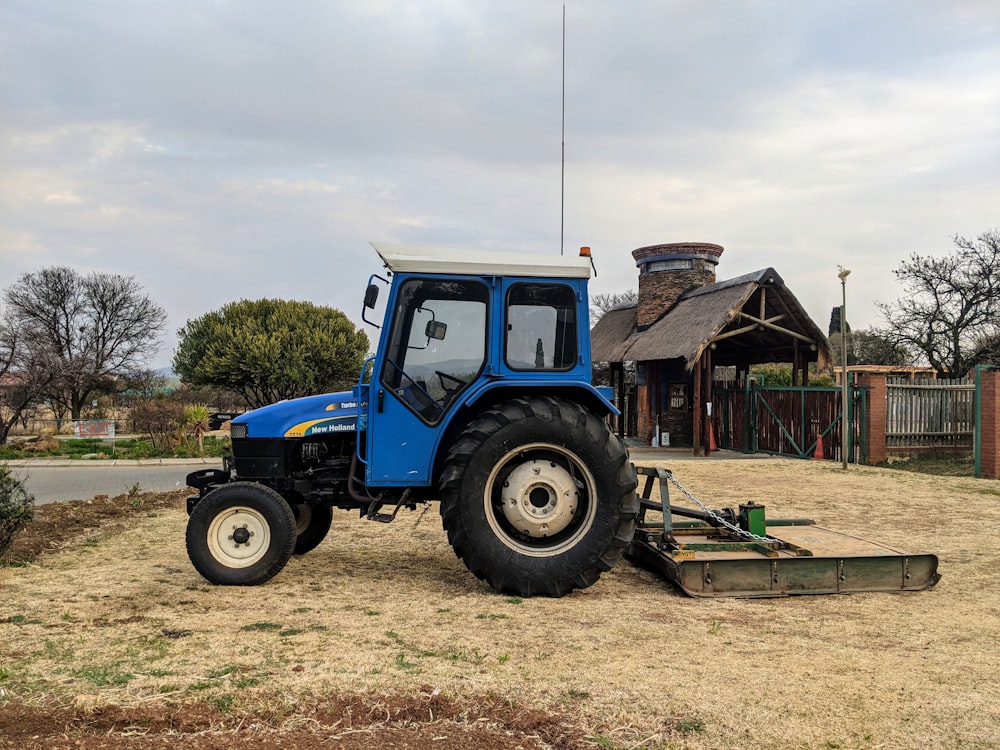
[1,0,998,365]
[44,191,83,203]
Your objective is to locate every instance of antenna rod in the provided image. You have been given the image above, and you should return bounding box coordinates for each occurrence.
[560,2,566,256]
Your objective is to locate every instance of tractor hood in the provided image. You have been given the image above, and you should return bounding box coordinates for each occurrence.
[231,391,362,439]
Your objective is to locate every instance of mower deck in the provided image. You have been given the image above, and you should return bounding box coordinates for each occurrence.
[627,467,941,598]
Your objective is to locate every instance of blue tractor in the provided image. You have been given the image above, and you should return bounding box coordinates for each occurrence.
[185,243,639,597]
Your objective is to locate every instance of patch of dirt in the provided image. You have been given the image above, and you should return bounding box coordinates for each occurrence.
[0,690,591,749]
[4,490,188,564]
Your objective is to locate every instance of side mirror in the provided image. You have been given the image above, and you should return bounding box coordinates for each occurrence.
[425,320,447,341]
[363,284,379,309]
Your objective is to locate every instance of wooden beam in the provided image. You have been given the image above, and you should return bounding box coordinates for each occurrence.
[710,315,785,343]
[737,311,816,344]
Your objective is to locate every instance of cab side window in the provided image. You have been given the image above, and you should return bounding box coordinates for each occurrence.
[505,283,577,371]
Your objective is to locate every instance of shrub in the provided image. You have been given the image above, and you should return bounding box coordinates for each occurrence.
[0,465,34,559]
[131,396,185,452]
[183,404,211,454]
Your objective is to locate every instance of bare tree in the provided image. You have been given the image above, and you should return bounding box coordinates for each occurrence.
[0,313,61,444]
[972,332,1000,368]
[878,230,1000,377]
[3,267,167,420]
[829,327,914,367]
[590,290,637,325]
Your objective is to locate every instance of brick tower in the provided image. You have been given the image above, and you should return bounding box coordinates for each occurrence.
[632,242,724,328]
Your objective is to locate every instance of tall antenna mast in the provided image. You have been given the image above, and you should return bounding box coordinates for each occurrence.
[560,3,566,256]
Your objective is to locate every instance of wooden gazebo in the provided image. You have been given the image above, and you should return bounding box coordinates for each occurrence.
[591,268,832,454]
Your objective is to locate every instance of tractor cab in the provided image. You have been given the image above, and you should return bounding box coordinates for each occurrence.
[357,242,611,489]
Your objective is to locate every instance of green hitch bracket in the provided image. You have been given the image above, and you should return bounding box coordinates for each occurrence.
[739,502,767,538]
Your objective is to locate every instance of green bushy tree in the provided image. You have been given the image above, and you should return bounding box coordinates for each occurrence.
[173,299,369,409]
[750,363,834,387]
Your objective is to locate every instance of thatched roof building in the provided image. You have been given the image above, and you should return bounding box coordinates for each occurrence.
[590,243,832,453]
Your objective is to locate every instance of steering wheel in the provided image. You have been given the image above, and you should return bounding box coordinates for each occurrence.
[387,360,440,415]
[435,370,467,397]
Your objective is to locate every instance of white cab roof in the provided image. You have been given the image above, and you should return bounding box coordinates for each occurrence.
[371,242,592,279]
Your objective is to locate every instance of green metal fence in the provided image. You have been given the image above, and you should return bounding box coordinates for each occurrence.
[714,382,867,463]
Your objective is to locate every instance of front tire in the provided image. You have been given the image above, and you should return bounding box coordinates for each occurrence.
[186,482,296,585]
[439,397,638,597]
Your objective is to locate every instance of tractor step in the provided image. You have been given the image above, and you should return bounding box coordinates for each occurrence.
[627,467,941,598]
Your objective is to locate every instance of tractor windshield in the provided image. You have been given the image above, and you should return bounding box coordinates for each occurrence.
[380,278,488,423]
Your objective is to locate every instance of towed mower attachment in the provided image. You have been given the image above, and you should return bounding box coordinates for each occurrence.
[627,467,941,598]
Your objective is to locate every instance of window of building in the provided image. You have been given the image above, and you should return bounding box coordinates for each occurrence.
[669,383,688,411]
[647,258,694,273]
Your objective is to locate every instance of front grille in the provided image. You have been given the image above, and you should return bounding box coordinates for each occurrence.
[231,423,248,439]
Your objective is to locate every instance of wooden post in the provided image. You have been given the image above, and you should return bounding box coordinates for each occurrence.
[637,382,649,443]
[693,355,703,456]
[704,347,713,454]
[792,341,800,387]
[652,361,661,446]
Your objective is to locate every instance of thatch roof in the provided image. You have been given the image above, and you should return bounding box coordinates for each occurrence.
[589,303,639,363]
[591,268,832,370]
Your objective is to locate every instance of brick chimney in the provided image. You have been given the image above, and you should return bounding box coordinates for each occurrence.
[632,242,723,328]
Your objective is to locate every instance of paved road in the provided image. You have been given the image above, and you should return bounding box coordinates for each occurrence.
[5,459,222,505]
[6,447,767,506]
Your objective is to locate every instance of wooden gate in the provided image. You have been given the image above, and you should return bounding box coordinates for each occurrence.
[714,383,867,462]
[886,376,973,455]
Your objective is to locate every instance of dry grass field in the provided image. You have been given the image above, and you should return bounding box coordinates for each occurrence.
[1,457,998,749]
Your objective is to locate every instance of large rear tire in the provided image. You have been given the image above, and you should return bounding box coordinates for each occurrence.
[439,396,638,597]
[290,504,333,555]
[186,482,296,585]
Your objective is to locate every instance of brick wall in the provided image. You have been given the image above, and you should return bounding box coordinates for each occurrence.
[981,370,1000,480]
[635,269,709,327]
[632,242,722,328]
[857,373,887,465]
[861,370,1000,478]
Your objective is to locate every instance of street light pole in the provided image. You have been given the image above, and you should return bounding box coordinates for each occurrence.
[838,266,851,470]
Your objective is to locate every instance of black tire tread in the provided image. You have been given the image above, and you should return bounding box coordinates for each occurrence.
[185,481,296,586]
[440,396,637,597]
[291,504,333,556]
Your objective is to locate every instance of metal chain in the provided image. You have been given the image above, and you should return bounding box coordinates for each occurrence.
[663,471,777,543]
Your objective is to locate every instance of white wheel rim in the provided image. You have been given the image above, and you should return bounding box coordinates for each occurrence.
[500,459,578,537]
[485,443,598,557]
[206,505,271,569]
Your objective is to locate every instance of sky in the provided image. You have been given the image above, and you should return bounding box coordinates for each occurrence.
[2,0,998,370]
